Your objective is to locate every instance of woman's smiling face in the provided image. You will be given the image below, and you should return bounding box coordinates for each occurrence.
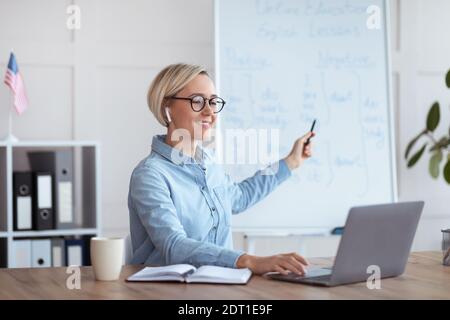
[167,74,218,141]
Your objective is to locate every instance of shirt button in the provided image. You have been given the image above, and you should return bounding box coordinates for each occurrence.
[212,207,216,212]
[201,186,205,191]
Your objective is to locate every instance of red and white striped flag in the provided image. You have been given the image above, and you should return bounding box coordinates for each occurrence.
[4,52,29,114]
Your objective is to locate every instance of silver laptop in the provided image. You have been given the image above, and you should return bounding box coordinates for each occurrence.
[268,201,424,287]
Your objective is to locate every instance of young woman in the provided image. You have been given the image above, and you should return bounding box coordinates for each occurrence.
[128,63,314,276]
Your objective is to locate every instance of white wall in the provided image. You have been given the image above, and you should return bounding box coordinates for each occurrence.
[0,0,214,237]
[391,0,450,251]
[0,0,448,255]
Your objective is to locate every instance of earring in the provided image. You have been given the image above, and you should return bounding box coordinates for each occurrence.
[165,107,172,123]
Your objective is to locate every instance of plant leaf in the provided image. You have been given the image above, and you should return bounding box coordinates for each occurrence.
[429,150,443,179]
[446,69,450,89]
[407,143,427,168]
[405,130,425,159]
[426,102,440,132]
[444,158,450,184]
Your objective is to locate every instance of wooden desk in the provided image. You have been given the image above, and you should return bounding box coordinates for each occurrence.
[0,251,448,299]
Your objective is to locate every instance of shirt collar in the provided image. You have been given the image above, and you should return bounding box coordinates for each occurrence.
[151,134,212,166]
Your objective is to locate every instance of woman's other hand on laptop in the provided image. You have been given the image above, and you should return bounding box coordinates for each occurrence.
[236,252,309,275]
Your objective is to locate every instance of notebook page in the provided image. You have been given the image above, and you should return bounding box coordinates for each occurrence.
[187,266,252,284]
[127,264,195,281]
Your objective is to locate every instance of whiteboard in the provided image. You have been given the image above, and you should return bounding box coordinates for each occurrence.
[214,0,397,231]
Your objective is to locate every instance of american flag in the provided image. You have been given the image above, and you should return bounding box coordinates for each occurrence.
[4,52,28,115]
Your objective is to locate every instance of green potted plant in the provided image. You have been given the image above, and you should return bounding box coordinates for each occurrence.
[405,69,450,184]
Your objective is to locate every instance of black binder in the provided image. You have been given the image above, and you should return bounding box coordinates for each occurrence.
[13,172,33,231]
[28,150,75,229]
[32,172,55,230]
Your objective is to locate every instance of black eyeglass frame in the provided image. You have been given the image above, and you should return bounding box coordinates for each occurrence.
[168,95,226,113]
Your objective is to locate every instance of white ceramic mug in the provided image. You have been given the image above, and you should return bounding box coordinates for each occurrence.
[90,237,124,281]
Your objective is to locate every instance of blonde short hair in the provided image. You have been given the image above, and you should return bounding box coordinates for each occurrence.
[147,63,209,127]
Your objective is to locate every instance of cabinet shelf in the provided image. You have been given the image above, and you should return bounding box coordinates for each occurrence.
[6,140,99,148]
[12,228,98,238]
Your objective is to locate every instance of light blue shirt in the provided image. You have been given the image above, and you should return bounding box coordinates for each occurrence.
[128,134,292,267]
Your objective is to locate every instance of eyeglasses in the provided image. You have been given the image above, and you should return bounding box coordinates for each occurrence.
[168,95,226,113]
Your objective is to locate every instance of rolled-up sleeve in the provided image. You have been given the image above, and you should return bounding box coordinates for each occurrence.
[129,165,244,268]
[227,159,292,214]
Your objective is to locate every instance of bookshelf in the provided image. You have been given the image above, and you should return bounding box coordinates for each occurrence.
[0,140,101,268]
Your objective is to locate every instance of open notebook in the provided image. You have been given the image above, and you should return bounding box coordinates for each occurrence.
[126,264,252,284]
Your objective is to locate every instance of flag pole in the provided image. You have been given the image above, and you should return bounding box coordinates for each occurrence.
[5,91,18,143]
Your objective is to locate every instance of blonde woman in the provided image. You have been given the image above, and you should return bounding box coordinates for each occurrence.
[128,63,314,275]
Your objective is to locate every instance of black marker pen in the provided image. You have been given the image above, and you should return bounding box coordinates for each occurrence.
[305,119,316,146]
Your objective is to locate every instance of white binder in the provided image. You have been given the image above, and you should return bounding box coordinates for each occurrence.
[51,238,66,267]
[67,243,83,266]
[11,240,31,268]
[31,239,51,268]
